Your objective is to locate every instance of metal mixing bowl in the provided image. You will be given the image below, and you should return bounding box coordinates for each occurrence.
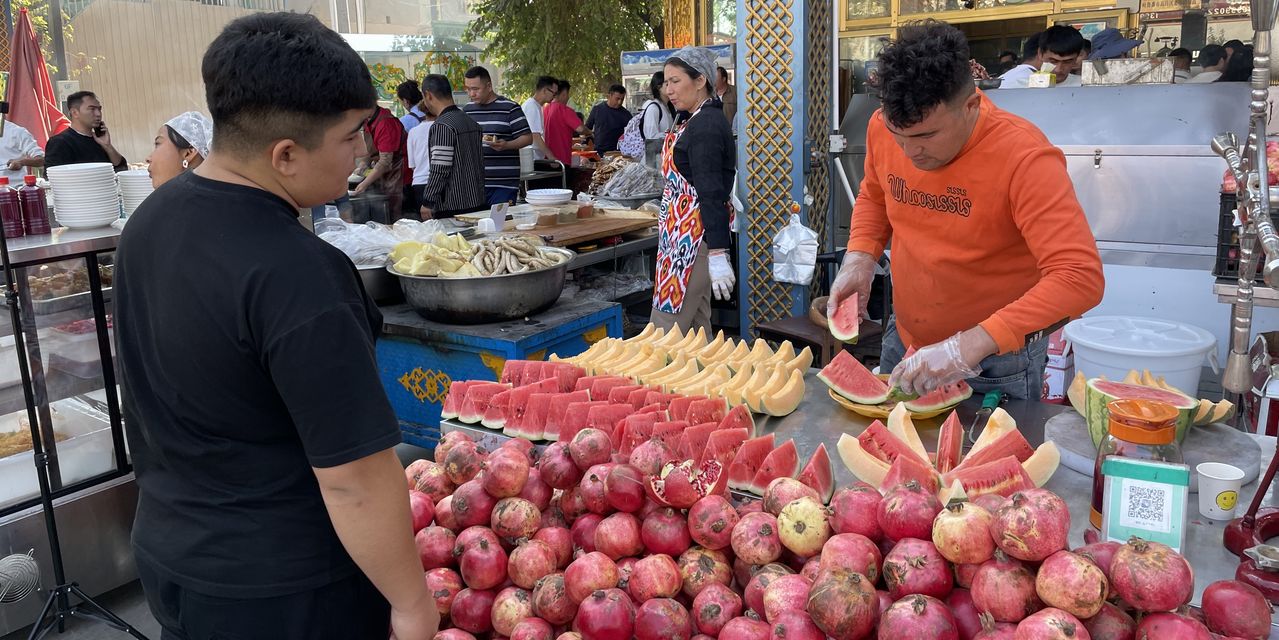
[389,246,576,324]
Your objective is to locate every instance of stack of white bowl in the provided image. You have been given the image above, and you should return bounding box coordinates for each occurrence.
[526,188,572,206]
[47,163,120,229]
[118,170,153,217]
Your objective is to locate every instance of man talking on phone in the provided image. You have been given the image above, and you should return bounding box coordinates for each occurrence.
[45,91,127,170]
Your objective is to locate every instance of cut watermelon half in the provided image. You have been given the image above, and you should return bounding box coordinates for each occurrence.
[481,388,515,430]
[681,422,719,461]
[457,382,509,424]
[498,361,526,386]
[560,401,612,442]
[669,395,708,422]
[703,427,749,468]
[587,403,634,441]
[607,385,644,405]
[717,404,755,436]
[543,390,591,441]
[818,351,889,405]
[749,440,799,495]
[796,443,834,503]
[728,435,775,491]
[686,398,728,426]
[903,381,973,412]
[440,380,475,421]
[829,292,860,343]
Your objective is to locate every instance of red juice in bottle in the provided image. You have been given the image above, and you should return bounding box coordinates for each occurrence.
[19,175,49,235]
[0,177,24,239]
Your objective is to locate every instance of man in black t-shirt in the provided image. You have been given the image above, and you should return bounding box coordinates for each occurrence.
[44,91,127,171]
[585,85,632,153]
[114,13,437,639]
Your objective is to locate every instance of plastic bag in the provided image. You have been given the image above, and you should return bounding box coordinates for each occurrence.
[600,162,663,198]
[318,219,452,266]
[772,213,818,285]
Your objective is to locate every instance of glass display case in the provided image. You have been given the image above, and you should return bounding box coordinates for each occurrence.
[0,227,127,516]
[845,0,891,22]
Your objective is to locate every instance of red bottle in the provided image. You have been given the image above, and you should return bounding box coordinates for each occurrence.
[19,175,49,235]
[0,177,24,239]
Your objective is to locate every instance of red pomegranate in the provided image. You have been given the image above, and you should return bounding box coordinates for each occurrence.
[877,590,893,616]
[406,458,432,489]
[500,437,533,456]
[630,437,677,476]
[491,586,535,637]
[1133,612,1208,639]
[413,461,456,502]
[1081,602,1135,640]
[878,481,943,542]
[722,616,772,640]
[990,489,1069,562]
[579,463,615,515]
[629,553,683,602]
[635,597,693,640]
[732,511,784,565]
[510,617,555,640]
[769,609,825,640]
[432,629,476,640]
[533,526,574,569]
[648,460,706,509]
[605,463,647,513]
[777,497,831,559]
[974,612,1017,639]
[829,483,883,541]
[564,551,621,604]
[559,484,589,522]
[451,587,498,634]
[677,546,733,598]
[491,496,541,543]
[734,556,756,588]
[932,502,996,565]
[573,588,636,640]
[1072,542,1120,582]
[1034,550,1108,619]
[1015,607,1090,639]
[557,633,583,640]
[745,563,794,617]
[883,537,954,601]
[819,533,883,582]
[594,512,644,560]
[435,495,458,531]
[569,428,614,471]
[414,526,456,570]
[452,479,499,529]
[692,582,742,636]
[1108,537,1193,613]
[879,594,960,640]
[483,448,530,498]
[541,505,569,530]
[539,442,584,489]
[642,507,693,556]
[434,430,472,464]
[518,467,553,511]
[454,525,501,557]
[688,495,739,551]
[424,567,463,617]
[800,557,823,583]
[616,556,638,591]
[531,572,578,625]
[805,568,877,640]
[947,589,983,640]
[444,441,486,485]
[762,477,820,516]
[1202,579,1273,640]
[738,499,765,516]
[762,573,812,623]
[458,536,508,590]
[971,551,1043,623]
[955,562,981,589]
[571,513,604,554]
[509,539,559,589]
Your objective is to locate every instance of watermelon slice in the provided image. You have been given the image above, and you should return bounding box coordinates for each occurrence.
[703,427,749,468]
[607,385,644,405]
[669,395,708,422]
[952,424,1035,472]
[681,422,720,461]
[441,380,475,421]
[544,390,591,441]
[560,401,612,442]
[829,292,860,343]
[728,434,774,491]
[627,387,656,410]
[749,440,799,495]
[457,382,509,424]
[590,377,635,400]
[546,362,585,393]
[880,453,940,494]
[504,384,539,432]
[652,420,690,452]
[620,413,660,455]
[588,404,634,440]
[796,443,834,503]
[717,404,755,436]
[481,388,515,429]
[1083,379,1198,447]
[903,381,973,412]
[511,392,555,439]
[499,362,526,386]
[935,411,963,475]
[686,398,728,426]
[643,391,679,411]
[519,361,548,387]
[943,455,1035,500]
[574,375,605,394]
[857,419,931,467]
[818,351,889,405]
[636,404,668,419]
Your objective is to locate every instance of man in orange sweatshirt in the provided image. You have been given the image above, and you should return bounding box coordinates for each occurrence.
[828,20,1104,400]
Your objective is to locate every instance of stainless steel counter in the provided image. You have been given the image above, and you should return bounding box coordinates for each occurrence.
[6,226,121,267]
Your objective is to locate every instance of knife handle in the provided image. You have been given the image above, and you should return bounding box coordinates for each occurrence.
[980,391,1003,410]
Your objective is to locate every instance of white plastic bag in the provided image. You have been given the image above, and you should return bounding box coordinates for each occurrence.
[772,213,818,285]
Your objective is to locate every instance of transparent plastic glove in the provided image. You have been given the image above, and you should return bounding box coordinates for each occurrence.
[709,251,735,301]
[826,251,876,321]
[888,332,983,397]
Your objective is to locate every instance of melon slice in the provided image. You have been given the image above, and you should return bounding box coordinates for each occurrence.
[511,392,554,439]
[761,368,805,417]
[881,453,941,494]
[458,382,510,424]
[772,341,798,363]
[796,443,834,503]
[935,411,964,475]
[784,347,814,373]
[670,396,709,422]
[721,364,756,407]
[830,292,861,343]
[837,433,891,488]
[818,351,890,405]
[1083,379,1197,447]
[587,403,633,441]
[723,340,752,363]
[560,401,611,442]
[744,367,788,413]
[628,353,668,378]
[886,403,929,465]
[857,419,931,467]
[653,420,689,453]
[968,408,1017,456]
[441,380,476,421]
[606,347,651,375]
[953,425,1035,472]
[698,338,738,367]
[626,323,660,343]
[728,435,775,491]
[498,362,526,386]
[482,388,515,430]
[544,390,591,440]
[1193,399,1215,426]
[687,398,729,425]
[654,325,685,348]
[1067,371,1087,414]
[718,404,756,436]
[689,330,726,358]
[750,440,799,494]
[673,326,707,352]
[704,427,749,468]
[1022,442,1060,487]
[941,455,1035,501]
[682,422,720,461]
[607,385,644,404]
[1210,399,1236,424]
[746,339,775,363]
[646,360,699,386]
[903,381,973,413]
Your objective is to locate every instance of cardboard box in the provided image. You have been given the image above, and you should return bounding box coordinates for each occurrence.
[1042,328,1072,404]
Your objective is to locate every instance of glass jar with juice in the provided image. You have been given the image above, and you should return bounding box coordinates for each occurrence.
[1090,399,1184,530]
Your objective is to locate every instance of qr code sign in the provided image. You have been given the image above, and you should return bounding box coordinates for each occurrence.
[1120,479,1172,533]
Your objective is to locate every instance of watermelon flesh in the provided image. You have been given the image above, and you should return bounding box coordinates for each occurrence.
[560,401,611,442]
[934,411,963,475]
[511,392,554,439]
[686,398,728,426]
[1084,378,1198,447]
[549,362,585,393]
[481,388,515,429]
[627,386,656,410]
[620,414,660,455]
[607,385,644,404]
[704,427,750,468]
[441,380,475,421]
[717,404,756,436]
[943,455,1035,500]
[519,361,548,387]
[669,395,709,422]
[587,404,634,440]
[574,375,605,394]
[951,424,1034,472]
[644,391,679,411]
[457,382,509,424]
[858,419,931,467]
[681,422,719,461]
[880,453,940,494]
[499,361,526,386]
[829,292,860,343]
[749,440,799,495]
[903,381,973,412]
[728,435,775,491]
[653,421,690,452]
[818,351,889,405]
[590,377,635,401]
[796,443,834,503]
[544,390,591,441]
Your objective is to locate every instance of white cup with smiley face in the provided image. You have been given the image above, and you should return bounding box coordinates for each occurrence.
[1196,462,1245,520]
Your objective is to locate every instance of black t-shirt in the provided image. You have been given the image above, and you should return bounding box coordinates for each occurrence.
[44,128,126,170]
[585,103,632,153]
[114,172,402,598]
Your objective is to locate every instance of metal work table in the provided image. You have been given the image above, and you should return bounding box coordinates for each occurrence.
[566,231,658,271]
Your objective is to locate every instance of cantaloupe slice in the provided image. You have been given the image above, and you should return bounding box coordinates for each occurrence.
[886,403,929,464]
[678,326,709,351]
[1193,399,1215,425]
[1067,371,1087,414]
[604,345,650,373]
[697,339,737,367]
[761,369,805,417]
[1209,399,1236,424]
[1122,370,1142,385]
[628,353,668,378]
[746,339,775,363]
[784,347,814,373]
[1022,442,1060,487]
[1141,370,1160,388]
[773,340,797,362]
[653,325,684,347]
[721,364,755,407]
[745,367,789,412]
[723,340,752,363]
[689,330,726,358]
[837,433,890,487]
[968,408,1017,457]
[626,323,660,343]
[644,359,698,385]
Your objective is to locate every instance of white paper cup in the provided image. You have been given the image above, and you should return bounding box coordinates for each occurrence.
[1197,462,1245,520]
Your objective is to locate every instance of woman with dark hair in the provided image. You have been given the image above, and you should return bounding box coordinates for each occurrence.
[649,46,737,334]
[146,111,212,189]
[640,71,675,165]
[396,79,429,133]
[1218,45,1254,82]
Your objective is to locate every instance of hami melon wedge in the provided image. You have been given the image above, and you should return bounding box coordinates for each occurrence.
[968,408,1017,457]
[1193,399,1215,425]
[744,368,787,412]
[1122,370,1142,385]
[761,369,805,417]
[837,433,891,487]
[628,353,668,378]
[1209,399,1236,424]
[1022,442,1060,487]
[746,339,775,363]
[1067,371,1088,414]
[784,347,814,373]
[689,330,726,358]
[773,340,797,362]
[887,403,930,464]
[626,323,660,343]
[653,325,684,347]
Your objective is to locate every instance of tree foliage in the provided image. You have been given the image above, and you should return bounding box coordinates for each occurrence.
[12,0,94,79]
[464,0,662,103]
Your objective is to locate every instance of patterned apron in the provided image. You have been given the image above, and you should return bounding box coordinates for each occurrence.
[652,109,706,315]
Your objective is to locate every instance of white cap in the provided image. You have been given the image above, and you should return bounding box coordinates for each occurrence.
[164,111,213,159]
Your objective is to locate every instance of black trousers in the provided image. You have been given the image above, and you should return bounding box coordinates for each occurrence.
[136,555,390,640]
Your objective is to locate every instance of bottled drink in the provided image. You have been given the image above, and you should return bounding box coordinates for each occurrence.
[0,177,24,239]
[18,175,49,235]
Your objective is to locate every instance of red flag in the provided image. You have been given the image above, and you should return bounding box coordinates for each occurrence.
[8,8,70,147]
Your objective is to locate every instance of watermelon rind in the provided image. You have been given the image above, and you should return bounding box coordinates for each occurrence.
[1083,378,1197,448]
[817,351,890,405]
[902,381,973,412]
[829,292,860,343]
[796,443,834,503]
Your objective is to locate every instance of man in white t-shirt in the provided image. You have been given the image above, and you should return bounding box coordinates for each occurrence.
[521,76,558,160]
[1189,45,1227,83]
[406,99,436,215]
[0,121,44,183]
[998,33,1041,88]
[1001,27,1083,89]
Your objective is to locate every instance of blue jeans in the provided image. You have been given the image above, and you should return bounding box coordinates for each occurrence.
[486,186,518,206]
[879,316,1049,400]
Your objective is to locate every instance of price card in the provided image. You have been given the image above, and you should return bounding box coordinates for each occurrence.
[1101,457,1190,553]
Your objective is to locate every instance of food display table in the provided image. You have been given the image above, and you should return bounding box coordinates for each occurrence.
[376,298,623,448]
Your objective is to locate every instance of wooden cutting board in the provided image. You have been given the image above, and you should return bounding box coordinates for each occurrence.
[533,214,656,248]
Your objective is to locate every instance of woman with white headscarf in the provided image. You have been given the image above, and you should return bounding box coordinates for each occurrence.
[147,111,213,189]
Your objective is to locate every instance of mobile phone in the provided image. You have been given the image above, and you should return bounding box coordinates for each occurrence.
[93,123,106,136]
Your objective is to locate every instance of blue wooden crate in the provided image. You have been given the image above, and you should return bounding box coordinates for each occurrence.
[376,298,623,449]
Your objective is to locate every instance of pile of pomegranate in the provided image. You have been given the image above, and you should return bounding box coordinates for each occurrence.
[404,430,1274,640]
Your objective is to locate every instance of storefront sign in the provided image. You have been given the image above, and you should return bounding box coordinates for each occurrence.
[1139,0,1194,14]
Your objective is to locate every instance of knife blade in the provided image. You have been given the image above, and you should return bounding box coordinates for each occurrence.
[964,391,1004,451]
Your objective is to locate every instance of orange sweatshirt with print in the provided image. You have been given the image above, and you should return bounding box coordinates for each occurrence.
[848,95,1104,355]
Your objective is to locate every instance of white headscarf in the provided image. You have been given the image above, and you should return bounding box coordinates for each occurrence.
[164,111,213,159]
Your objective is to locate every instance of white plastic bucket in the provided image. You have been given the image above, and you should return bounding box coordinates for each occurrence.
[1063,316,1217,397]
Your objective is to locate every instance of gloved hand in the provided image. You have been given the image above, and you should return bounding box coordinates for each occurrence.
[888,331,988,397]
[708,251,735,301]
[826,251,877,321]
